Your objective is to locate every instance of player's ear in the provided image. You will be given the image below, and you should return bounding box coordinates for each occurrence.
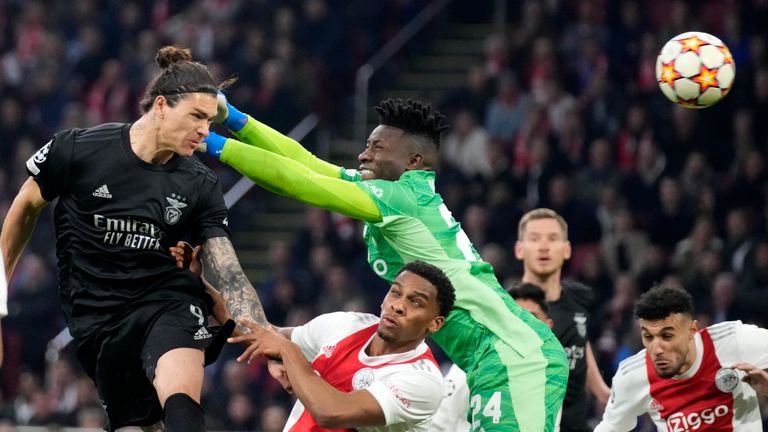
[690,318,698,335]
[153,95,167,118]
[408,152,424,169]
[428,315,445,334]
[514,241,524,259]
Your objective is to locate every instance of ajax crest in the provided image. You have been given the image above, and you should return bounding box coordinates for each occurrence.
[164,195,188,225]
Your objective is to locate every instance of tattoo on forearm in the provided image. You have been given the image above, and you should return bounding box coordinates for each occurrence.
[202,237,268,329]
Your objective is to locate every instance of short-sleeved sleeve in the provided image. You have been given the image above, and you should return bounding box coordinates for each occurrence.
[594,357,650,432]
[191,176,230,244]
[429,364,470,431]
[738,323,768,369]
[355,179,415,218]
[26,130,76,201]
[365,370,443,426]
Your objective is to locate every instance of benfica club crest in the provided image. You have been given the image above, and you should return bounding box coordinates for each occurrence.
[164,195,188,225]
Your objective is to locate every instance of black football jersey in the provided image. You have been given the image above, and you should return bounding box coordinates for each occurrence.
[26,123,230,337]
[549,280,594,432]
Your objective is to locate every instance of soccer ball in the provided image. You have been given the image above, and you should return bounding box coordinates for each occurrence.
[655,31,735,108]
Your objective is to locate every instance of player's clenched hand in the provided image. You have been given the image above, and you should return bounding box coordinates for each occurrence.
[169,241,202,275]
[268,359,294,394]
[731,362,768,395]
[228,320,291,364]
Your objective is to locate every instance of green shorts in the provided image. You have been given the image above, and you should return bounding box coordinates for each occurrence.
[464,335,568,431]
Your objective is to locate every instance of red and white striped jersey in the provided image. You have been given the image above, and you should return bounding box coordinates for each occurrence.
[284,312,443,432]
[595,320,768,431]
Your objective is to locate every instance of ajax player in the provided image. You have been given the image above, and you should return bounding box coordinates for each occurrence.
[228,260,455,431]
[595,286,768,431]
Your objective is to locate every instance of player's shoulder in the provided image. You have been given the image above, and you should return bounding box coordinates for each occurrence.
[613,350,649,386]
[706,320,742,340]
[561,280,594,306]
[70,122,126,143]
[181,155,219,183]
[310,311,378,330]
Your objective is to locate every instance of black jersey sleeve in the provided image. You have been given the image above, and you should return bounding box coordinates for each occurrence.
[191,176,230,244]
[25,129,76,201]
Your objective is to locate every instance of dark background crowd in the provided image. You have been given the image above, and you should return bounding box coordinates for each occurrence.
[1,0,767,430]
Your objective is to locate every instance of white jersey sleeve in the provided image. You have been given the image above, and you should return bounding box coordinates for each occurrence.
[737,323,768,369]
[365,368,443,426]
[594,352,651,432]
[291,312,378,361]
[428,364,470,432]
[0,250,7,318]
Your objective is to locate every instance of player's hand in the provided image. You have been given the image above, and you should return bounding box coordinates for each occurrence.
[212,91,230,124]
[169,241,202,275]
[212,90,247,131]
[267,359,294,394]
[228,320,289,364]
[731,362,768,395]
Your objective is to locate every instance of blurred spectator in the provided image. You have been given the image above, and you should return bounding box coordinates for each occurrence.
[485,72,531,144]
[601,208,650,279]
[646,176,693,251]
[442,109,493,180]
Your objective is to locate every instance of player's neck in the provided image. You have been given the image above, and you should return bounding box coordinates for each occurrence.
[522,272,562,302]
[368,335,421,357]
[130,117,175,165]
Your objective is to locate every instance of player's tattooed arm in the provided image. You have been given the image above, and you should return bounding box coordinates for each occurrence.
[201,236,268,330]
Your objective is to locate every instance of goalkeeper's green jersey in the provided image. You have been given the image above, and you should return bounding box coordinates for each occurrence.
[340,169,553,370]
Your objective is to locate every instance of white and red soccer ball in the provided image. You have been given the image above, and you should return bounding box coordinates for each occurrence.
[656,31,735,109]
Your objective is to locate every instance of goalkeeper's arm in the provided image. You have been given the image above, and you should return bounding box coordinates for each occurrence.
[217,136,382,222]
[217,94,342,177]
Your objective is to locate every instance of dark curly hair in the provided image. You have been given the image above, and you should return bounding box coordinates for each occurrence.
[398,260,455,317]
[508,282,549,315]
[375,99,450,148]
[634,285,695,321]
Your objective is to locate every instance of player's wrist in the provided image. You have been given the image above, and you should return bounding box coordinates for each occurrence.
[223,103,247,132]
[202,132,227,159]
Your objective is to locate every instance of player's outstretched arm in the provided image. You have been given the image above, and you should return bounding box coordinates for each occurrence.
[200,237,267,332]
[231,320,387,429]
[207,135,382,222]
[214,93,342,177]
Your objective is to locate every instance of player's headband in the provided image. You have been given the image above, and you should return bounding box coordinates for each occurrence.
[153,86,218,97]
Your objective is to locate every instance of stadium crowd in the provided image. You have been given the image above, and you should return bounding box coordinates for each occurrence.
[1,0,767,430]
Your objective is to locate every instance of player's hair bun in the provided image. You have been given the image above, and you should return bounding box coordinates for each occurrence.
[156,46,193,69]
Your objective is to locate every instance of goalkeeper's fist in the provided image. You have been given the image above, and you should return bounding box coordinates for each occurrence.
[213,91,247,132]
[199,131,227,159]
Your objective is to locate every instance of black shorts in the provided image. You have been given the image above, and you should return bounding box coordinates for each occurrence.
[76,299,234,431]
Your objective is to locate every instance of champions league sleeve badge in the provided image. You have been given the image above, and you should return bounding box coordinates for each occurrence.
[715,367,740,393]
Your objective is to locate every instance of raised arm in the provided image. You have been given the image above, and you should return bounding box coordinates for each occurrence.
[216,94,342,177]
[214,137,382,222]
[200,237,267,331]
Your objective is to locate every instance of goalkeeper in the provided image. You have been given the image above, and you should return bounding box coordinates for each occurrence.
[202,96,568,431]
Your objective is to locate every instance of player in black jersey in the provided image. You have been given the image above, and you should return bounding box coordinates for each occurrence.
[514,208,610,432]
[0,46,266,432]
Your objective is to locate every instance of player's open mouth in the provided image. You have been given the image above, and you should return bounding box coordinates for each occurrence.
[381,316,398,328]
